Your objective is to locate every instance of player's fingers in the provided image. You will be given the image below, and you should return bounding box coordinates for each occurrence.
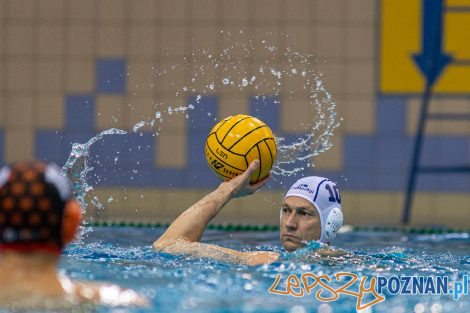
[243,160,260,178]
[250,174,270,190]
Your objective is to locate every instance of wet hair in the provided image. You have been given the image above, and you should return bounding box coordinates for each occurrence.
[0,161,72,252]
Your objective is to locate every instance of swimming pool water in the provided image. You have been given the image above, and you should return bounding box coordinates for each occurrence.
[59,227,470,313]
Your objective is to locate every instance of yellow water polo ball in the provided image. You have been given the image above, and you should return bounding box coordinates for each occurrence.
[205,114,277,184]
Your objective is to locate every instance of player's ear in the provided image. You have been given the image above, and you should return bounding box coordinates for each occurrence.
[61,200,82,245]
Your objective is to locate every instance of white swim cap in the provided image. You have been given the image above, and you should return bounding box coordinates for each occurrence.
[284,176,343,244]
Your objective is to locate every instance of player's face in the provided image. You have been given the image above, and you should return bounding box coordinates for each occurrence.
[279,196,321,252]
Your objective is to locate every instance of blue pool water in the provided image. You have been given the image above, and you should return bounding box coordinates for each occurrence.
[61,227,470,313]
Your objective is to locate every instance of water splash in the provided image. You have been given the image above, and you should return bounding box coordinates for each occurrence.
[173,31,342,178]
[64,31,341,217]
[62,128,128,211]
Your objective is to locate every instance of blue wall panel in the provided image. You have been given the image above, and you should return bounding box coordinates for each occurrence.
[96,59,127,94]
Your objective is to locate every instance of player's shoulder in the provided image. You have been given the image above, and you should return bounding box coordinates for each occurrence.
[60,275,149,307]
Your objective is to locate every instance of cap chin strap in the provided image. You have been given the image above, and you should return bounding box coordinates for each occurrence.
[323,208,343,244]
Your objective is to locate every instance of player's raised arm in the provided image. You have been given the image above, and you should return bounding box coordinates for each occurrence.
[152,160,278,265]
[153,160,265,246]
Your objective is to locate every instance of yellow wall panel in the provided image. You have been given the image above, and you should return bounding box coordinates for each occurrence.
[88,189,470,228]
[37,25,64,56]
[344,96,375,134]
[0,96,4,128]
[407,98,470,135]
[447,0,470,6]
[67,25,94,57]
[125,189,165,220]
[315,25,345,59]
[253,0,281,21]
[128,97,157,130]
[409,193,437,226]
[192,0,218,21]
[187,60,218,92]
[35,96,64,129]
[354,192,403,225]
[153,99,187,132]
[218,95,250,119]
[66,61,94,93]
[6,25,33,55]
[98,26,125,57]
[381,0,470,94]
[190,26,218,55]
[37,60,64,93]
[6,58,34,92]
[435,194,470,227]
[315,62,344,98]
[346,62,375,96]
[5,96,34,129]
[159,0,186,21]
[159,26,187,57]
[445,13,470,60]
[284,25,313,54]
[222,0,249,21]
[339,191,358,225]
[129,25,157,57]
[313,134,343,171]
[345,0,376,23]
[253,28,281,57]
[155,130,187,169]
[213,190,284,225]
[128,61,158,96]
[95,95,128,130]
[435,66,470,93]
[7,0,35,20]
[5,130,34,163]
[129,0,159,21]
[381,0,422,93]
[284,0,312,22]
[68,0,94,21]
[98,0,125,21]
[346,26,374,59]
[316,0,343,23]
[38,0,64,21]
[281,96,323,133]
[155,62,186,94]
[87,188,129,220]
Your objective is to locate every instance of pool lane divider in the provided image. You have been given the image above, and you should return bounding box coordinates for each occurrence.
[84,220,470,234]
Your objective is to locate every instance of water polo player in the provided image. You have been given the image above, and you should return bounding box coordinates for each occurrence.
[153,160,344,265]
[0,161,147,310]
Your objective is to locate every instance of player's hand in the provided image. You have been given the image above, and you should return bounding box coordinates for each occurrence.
[219,160,270,198]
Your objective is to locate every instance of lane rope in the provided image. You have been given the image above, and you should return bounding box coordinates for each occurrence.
[84,220,470,234]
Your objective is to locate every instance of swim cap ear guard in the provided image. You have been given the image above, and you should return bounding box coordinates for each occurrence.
[323,207,343,244]
[0,166,11,188]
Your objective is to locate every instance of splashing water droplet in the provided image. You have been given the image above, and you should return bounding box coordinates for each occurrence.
[62,128,128,210]
[132,121,146,133]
